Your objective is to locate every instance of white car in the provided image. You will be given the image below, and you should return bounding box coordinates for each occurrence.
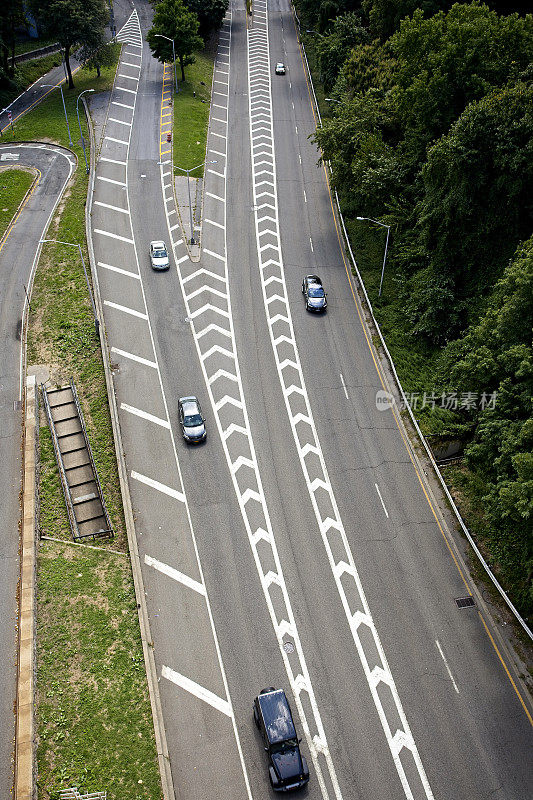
[149,240,169,270]
[275,62,286,75]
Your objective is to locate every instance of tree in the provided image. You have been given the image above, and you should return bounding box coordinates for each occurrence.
[183,0,229,40]
[0,0,25,79]
[28,0,108,88]
[147,0,202,82]
[316,12,369,91]
[406,81,533,341]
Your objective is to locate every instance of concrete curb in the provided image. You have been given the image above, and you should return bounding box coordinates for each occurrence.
[16,374,37,800]
[84,87,176,800]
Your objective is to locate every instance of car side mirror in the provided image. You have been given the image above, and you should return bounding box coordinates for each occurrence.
[264,746,269,751]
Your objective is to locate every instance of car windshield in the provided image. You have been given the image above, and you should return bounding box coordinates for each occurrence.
[184,413,203,427]
[153,249,167,258]
[271,737,298,753]
[308,286,324,297]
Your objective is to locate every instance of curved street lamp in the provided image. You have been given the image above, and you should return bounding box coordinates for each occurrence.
[41,83,72,145]
[357,216,391,297]
[175,160,217,244]
[155,33,178,94]
[76,89,94,174]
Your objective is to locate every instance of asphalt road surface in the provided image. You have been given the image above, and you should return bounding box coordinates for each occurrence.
[88,1,532,799]
[0,143,75,799]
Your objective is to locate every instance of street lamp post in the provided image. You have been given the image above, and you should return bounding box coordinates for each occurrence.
[76,89,95,174]
[175,161,217,244]
[155,34,178,94]
[41,84,72,145]
[39,238,100,336]
[357,216,391,297]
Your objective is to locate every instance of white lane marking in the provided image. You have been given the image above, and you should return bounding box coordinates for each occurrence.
[176,254,189,265]
[204,218,225,230]
[98,261,140,279]
[206,191,224,201]
[96,175,126,187]
[120,403,170,429]
[210,148,226,157]
[119,72,139,80]
[248,8,433,800]
[111,101,134,110]
[103,300,147,319]
[303,189,307,203]
[115,86,137,94]
[295,125,298,134]
[108,117,132,127]
[309,237,314,253]
[94,229,134,244]
[99,156,127,166]
[104,135,129,145]
[211,131,227,139]
[122,61,141,69]
[374,483,389,519]
[94,200,129,214]
[204,248,226,262]
[131,470,184,502]
[111,346,158,369]
[162,666,232,717]
[144,555,206,596]
[340,373,349,399]
[436,640,459,694]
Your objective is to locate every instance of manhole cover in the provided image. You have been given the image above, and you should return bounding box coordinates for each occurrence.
[455,596,476,609]
[13,400,22,411]
[283,641,294,654]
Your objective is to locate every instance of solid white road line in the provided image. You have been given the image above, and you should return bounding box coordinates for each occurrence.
[98,261,140,279]
[108,117,132,127]
[120,403,170,428]
[340,373,349,399]
[96,175,126,186]
[94,200,129,214]
[111,101,134,110]
[374,483,389,518]
[144,555,206,596]
[111,346,158,369]
[131,471,185,502]
[94,229,134,244]
[436,640,459,693]
[161,666,232,717]
[104,135,129,145]
[99,156,127,165]
[103,300,147,319]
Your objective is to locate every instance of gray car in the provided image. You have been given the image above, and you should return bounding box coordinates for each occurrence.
[302,274,327,311]
[178,396,206,443]
[150,240,170,270]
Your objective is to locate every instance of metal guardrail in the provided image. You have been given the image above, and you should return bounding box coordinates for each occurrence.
[292,4,532,641]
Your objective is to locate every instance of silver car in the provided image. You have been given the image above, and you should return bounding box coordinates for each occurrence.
[178,396,206,443]
[275,62,286,75]
[150,240,170,270]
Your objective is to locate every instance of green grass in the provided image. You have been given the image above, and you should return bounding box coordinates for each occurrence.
[172,49,215,177]
[36,541,161,800]
[0,168,35,239]
[12,46,162,799]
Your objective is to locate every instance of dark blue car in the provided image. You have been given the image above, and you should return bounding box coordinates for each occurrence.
[254,687,310,792]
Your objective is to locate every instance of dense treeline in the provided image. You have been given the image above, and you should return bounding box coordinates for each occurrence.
[297,0,533,612]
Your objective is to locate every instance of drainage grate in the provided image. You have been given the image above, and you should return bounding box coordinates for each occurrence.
[455,596,476,609]
[13,400,22,411]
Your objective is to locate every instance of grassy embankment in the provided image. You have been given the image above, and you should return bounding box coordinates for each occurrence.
[172,49,215,177]
[13,46,162,799]
[0,52,63,109]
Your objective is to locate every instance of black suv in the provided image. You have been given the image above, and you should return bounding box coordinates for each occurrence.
[253,687,310,792]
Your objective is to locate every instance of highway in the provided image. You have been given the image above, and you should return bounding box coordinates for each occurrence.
[81,0,533,798]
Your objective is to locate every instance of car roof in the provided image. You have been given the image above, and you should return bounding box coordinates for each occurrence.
[151,240,166,249]
[258,689,296,743]
[179,395,198,405]
[276,62,285,67]
[305,274,322,284]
